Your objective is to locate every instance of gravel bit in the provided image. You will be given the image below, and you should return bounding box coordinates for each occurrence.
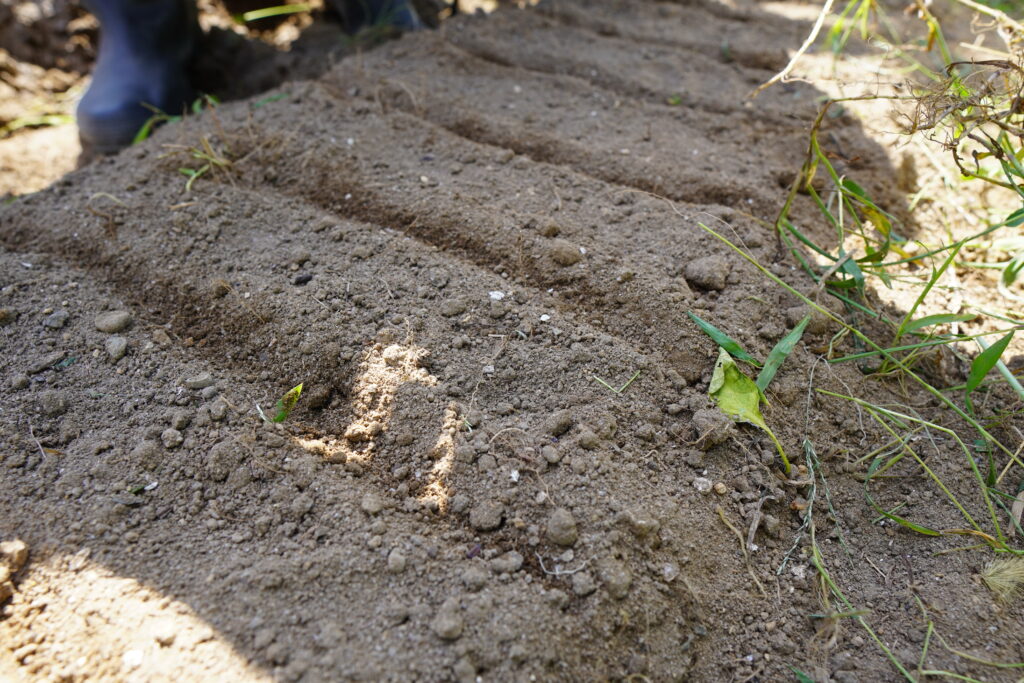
[42,310,69,328]
[469,500,505,531]
[184,372,215,390]
[546,508,578,546]
[387,548,407,574]
[543,409,574,436]
[361,492,385,515]
[161,428,184,449]
[94,310,132,333]
[105,336,128,361]
[571,571,597,596]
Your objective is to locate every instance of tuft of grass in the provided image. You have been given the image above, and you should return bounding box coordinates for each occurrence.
[982,557,1024,603]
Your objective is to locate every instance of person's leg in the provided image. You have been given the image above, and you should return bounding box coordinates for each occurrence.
[76,0,198,155]
[331,0,422,33]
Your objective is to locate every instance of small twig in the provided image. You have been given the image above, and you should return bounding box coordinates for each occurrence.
[27,420,47,460]
[535,552,589,576]
[749,0,836,98]
[717,505,767,597]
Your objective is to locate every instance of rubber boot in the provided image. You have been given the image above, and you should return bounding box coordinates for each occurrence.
[332,0,423,33]
[77,0,199,155]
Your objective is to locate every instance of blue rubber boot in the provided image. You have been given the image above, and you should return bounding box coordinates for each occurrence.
[77,0,198,155]
[333,0,423,33]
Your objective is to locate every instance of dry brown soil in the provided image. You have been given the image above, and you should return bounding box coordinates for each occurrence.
[2,1,1024,681]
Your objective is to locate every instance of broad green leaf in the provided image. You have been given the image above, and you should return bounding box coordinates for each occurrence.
[756,315,809,392]
[903,313,977,334]
[687,312,761,366]
[965,332,1014,414]
[272,383,304,423]
[709,348,789,473]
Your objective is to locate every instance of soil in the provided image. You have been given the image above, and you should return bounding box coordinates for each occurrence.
[2,0,1024,681]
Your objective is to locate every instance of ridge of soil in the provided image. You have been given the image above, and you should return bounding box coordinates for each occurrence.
[2,1,1023,681]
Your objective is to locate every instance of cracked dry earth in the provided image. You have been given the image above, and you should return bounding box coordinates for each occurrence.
[2,0,1023,681]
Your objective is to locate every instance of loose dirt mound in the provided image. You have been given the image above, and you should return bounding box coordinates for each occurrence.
[2,1,1022,681]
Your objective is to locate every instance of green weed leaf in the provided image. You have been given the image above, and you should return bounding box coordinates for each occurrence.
[688,312,762,366]
[903,313,976,334]
[965,332,1014,414]
[272,383,303,423]
[757,315,809,392]
[709,348,789,472]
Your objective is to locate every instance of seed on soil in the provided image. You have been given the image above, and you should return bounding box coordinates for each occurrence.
[469,500,505,531]
[546,508,578,546]
[105,336,128,361]
[94,310,132,333]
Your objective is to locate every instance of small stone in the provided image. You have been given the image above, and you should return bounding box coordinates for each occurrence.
[577,429,599,450]
[544,409,574,436]
[546,508,578,546]
[290,493,314,518]
[600,559,632,599]
[453,657,477,683]
[461,563,489,591]
[431,610,464,640]
[0,539,28,572]
[29,351,65,374]
[43,310,69,329]
[130,441,162,470]
[361,493,385,515]
[571,571,597,596]
[209,399,228,421]
[38,391,68,417]
[684,255,730,291]
[542,445,561,464]
[10,374,29,390]
[692,408,736,449]
[293,273,313,286]
[161,428,183,449]
[490,551,524,574]
[549,239,583,266]
[200,385,218,400]
[168,409,191,430]
[184,372,215,390]
[106,336,128,361]
[713,482,728,495]
[0,308,13,325]
[387,549,407,574]
[693,477,713,493]
[469,500,505,531]
[94,310,132,333]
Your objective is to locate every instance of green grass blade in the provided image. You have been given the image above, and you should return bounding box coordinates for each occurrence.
[687,312,762,366]
[902,313,976,334]
[757,315,810,391]
[965,331,1014,414]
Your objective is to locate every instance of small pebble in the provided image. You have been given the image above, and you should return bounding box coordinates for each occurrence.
[161,428,183,449]
[490,551,524,574]
[387,549,407,574]
[549,240,583,266]
[431,610,464,640]
[95,310,132,333]
[713,482,728,495]
[546,508,578,546]
[544,409,574,436]
[38,391,68,417]
[184,372,215,390]
[361,493,385,515]
[693,477,713,493]
[571,571,597,596]
[469,500,505,531]
[10,374,29,390]
[600,560,632,599]
[461,563,488,591]
[43,310,69,329]
[106,336,128,361]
